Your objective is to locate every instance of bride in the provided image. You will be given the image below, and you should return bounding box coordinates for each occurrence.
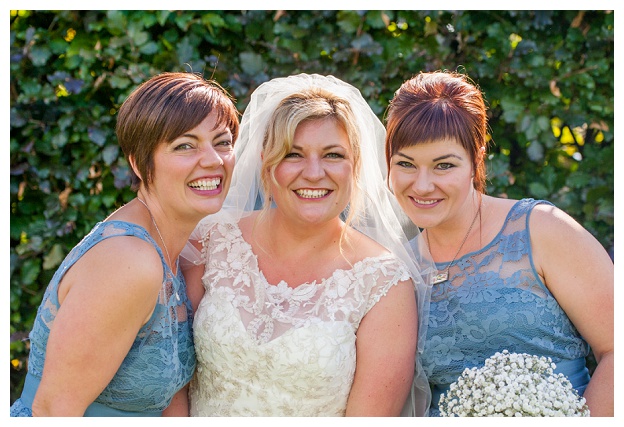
[182,74,432,416]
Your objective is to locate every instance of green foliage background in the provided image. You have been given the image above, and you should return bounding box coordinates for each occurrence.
[10,10,614,403]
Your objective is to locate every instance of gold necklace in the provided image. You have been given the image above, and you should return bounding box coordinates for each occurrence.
[136,197,173,271]
[427,202,481,285]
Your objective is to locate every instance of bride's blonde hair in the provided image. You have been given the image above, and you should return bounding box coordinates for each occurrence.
[259,87,363,247]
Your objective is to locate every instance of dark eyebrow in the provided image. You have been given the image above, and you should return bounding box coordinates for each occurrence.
[178,130,231,140]
[395,151,415,161]
[433,154,464,162]
[395,151,464,162]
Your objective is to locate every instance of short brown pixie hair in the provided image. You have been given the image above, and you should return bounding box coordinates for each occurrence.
[116,72,239,191]
[385,71,489,193]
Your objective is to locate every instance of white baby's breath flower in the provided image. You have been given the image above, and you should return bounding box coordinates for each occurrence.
[439,350,590,417]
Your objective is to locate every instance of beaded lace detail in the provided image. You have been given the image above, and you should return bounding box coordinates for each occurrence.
[190,220,410,416]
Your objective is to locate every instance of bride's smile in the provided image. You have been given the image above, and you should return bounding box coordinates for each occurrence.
[271,117,354,227]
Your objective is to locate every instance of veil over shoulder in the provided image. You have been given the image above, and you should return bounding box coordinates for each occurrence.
[182,73,434,416]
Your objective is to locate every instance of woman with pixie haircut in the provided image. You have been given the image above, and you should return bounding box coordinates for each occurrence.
[11,72,239,416]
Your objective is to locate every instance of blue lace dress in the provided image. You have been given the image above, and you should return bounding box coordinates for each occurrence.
[420,199,590,417]
[10,221,196,417]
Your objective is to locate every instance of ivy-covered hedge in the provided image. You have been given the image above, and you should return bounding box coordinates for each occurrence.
[10,10,614,402]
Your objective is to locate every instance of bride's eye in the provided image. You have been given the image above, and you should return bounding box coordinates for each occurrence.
[325,152,345,159]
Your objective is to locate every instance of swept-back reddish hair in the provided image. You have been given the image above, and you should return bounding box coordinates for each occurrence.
[385,71,489,192]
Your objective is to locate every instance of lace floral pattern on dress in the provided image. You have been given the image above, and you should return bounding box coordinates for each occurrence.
[190,220,411,416]
[421,199,590,416]
[13,221,196,415]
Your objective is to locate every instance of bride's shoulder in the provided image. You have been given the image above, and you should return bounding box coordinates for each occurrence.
[236,211,262,238]
[345,229,391,261]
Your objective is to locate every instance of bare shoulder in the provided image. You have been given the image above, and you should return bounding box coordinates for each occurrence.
[482,195,517,217]
[475,196,517,241]
[60,234,164,303]
[528,201,611,265]
[238,211,262,241]
[345,228,391,260]
[529,202,587,237]
[483,197,579,234]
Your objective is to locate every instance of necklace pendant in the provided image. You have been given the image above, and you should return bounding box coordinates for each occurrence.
[432,272,449,285]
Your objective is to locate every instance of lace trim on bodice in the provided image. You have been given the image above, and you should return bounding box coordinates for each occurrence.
[190,219,412,415]
[422,199,589,390]
[199,220,411,345]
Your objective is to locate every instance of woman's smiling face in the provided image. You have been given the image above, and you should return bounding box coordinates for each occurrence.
[388,137,476,231]
[271,117,354,227]
[148,112,235,223]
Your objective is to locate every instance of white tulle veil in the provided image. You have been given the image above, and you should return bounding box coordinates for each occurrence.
[182,73,434,416]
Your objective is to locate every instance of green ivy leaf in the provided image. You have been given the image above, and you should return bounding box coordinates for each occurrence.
[42,244,65,270]
[566,172,592,189]
[19,258,41,286]
[239,51,265,75]
[157,11,171,26]
[336,11,361,34]
[102,145,119,165]
[51,132,68,149]
[139,41,159,55]
[176,37,196,63]
[110,75,131,89]
[526,141,544,162]
[106,10,128,36]
[528,181,549,199]
[88,128,107,147]
[129,30,149,47]
[500,97,524,123]
[175,13,195,31]
[29,45,52,66]
[366,11,390,29]
[202,13,226,28]
[10,108,26,127]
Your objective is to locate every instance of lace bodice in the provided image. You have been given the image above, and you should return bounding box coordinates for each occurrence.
[11,221,196,416]
[420,199,590,416]
[189,220,411,416]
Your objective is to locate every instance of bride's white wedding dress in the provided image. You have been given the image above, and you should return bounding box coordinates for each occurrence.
[189,220,411,416]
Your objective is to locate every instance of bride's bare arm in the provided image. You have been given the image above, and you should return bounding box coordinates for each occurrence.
[345,279,418,416]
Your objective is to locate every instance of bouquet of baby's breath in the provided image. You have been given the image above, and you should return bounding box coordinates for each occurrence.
[439,350,590,417]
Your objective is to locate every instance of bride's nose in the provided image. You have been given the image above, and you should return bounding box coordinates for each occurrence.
[301,157,325,181]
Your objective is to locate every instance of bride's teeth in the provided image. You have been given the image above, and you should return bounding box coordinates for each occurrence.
[189,178,221,191]
[296,189,329,199]
[416,199,437,205]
